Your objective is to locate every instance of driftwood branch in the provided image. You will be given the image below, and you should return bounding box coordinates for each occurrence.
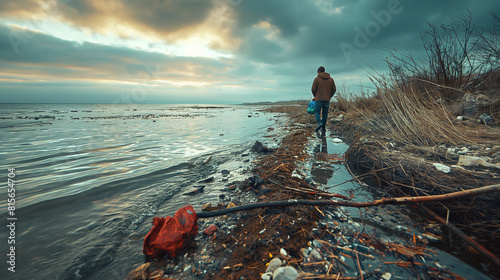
[197,184,500,217]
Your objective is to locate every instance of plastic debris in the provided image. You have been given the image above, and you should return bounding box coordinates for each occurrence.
[433,163,451,173]
[332,138,343,143]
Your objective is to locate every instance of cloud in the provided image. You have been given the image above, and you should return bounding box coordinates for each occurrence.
[1,0,499,104]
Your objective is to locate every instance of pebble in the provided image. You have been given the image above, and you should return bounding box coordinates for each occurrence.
[280,248,288,257]
[203,224,217,236]
[266,258,283,273]
[273,266,299,280]
[300,248,309,258]
[309,249,323,261]
[312,240,323,249]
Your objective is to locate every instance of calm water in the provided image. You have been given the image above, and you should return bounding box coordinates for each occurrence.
[0,103,284,279]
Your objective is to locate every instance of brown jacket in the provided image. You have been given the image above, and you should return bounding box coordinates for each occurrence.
[311,72,336,101]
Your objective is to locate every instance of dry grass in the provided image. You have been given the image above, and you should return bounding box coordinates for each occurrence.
[353,78,470,146]
[332,90,382,120]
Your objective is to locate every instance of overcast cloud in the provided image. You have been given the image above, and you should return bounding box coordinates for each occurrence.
[0,0,499,104]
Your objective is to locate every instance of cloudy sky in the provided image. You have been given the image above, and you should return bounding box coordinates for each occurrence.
[1,0,499,104]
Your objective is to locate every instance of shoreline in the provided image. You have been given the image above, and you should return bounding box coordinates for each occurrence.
[127,101,498,280]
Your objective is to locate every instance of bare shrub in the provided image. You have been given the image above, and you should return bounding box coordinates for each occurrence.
[386,11,496,100]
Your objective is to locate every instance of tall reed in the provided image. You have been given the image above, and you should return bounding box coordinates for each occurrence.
[368,78,467,146]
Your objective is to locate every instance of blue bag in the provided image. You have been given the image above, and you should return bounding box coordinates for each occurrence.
[307,100,315,114]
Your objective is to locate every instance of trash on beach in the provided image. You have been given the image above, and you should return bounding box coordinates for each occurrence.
[143,205,198,258]
[457,155,500,169]
[332,138,343,143]
[479,113,494,125]
[433,163,451,173]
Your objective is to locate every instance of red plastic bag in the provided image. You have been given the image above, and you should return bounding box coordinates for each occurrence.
[143,205,198,258]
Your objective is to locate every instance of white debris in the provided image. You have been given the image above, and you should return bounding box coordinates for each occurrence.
[433,163,451,173]
[291,170,303,179]
[458,155,500,169]
[381,272,392,280]
[332,138,343,143]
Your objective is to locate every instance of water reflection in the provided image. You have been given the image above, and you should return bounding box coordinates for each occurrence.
[311,136,333,184]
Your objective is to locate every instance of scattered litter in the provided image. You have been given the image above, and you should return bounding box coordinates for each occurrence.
[458,155,500,169]
[433,163,451,173]
[381,272,392,280]
[332,138,343,143]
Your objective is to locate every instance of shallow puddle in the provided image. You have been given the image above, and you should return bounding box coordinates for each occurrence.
[303,133,493,279]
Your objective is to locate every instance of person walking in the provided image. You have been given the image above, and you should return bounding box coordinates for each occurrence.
[311,66,336,135]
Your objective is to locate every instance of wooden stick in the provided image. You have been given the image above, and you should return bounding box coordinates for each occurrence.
[298,274,359,280]
[422,206,500,268]
[355,251,363,280]
[198,184,500,217]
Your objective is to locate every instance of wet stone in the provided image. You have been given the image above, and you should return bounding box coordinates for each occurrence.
[312,240,323,249]
[266,258,283,273]
[309,248,323,261]
[273,266,299,280]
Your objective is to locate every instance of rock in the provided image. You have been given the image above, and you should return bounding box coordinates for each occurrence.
[248,175,264,188]
[433,163,451,173]
[273,266,299,280]
[252,141,275,154]
[309,248,323,261]
[456,116,464,120]
[300,248,309,258]
[457,147,469,155]
[280,248,288,257]
[312,240,323,249]
[203,224,217,236]
[266,258,283,273]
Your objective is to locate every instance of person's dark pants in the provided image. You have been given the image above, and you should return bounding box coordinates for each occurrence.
[315,100,329,128]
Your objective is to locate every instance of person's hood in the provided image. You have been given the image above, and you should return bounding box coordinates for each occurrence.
[318,72,330,79]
